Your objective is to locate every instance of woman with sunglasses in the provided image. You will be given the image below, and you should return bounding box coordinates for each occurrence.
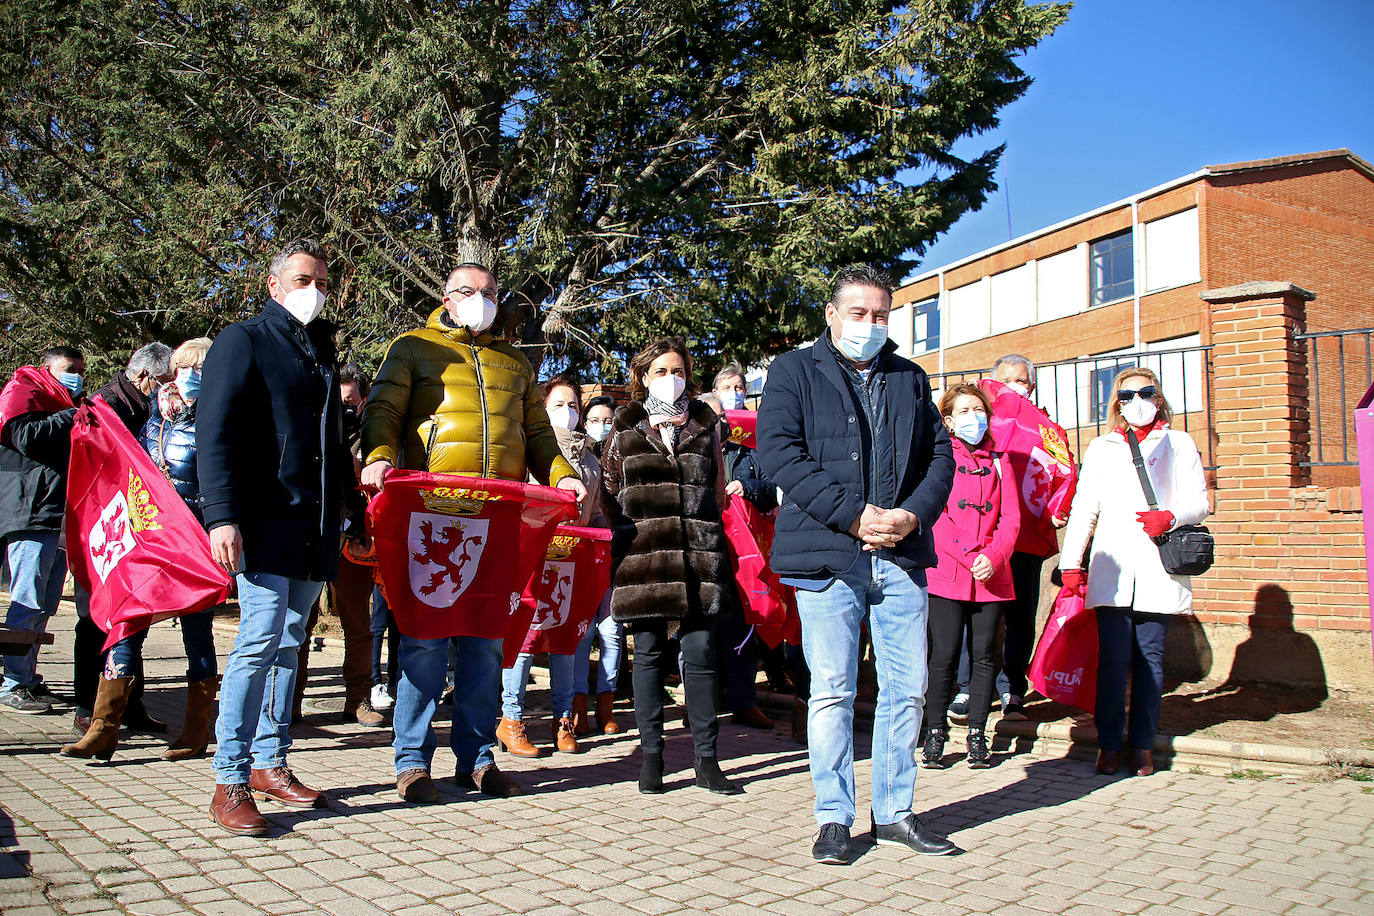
[1058,368,1209,777]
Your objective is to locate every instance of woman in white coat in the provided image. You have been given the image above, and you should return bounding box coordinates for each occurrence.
[1059,368,1209,778]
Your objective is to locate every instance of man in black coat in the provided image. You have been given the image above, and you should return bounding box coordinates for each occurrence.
[0,346,83,715]
[197,238,362,836]
[757,264,956,866]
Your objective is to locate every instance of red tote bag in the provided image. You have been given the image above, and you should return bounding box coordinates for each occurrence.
[1028,586,1098,713]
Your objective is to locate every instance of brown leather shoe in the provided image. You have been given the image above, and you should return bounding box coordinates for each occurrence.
[397,768,437,803]
[249,766,325,809]
[732,705,774,730]
[350,698,386,728]
[1095,749,1120,775]
[457,764,523,798]
[210,783,269,836]
[595,691,621,735]
[555,716,580,753]
[571,693,591,736]
[1132,748,1155,777]
[496,717,541,758]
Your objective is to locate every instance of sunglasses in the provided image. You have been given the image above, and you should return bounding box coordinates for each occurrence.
[1117,386,1158,403]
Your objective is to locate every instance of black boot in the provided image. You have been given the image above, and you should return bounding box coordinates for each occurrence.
[694,756,741,795]
[966,727,991,769]
[639,752,665,794]
[921,725,949,769]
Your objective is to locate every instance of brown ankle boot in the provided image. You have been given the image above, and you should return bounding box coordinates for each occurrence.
[61,675,134,762]
[571,693,591,736]
[595,691,621,734]
[210,783,268,836]
[163,676,217,761]
[496,716,541,757]
[555,716,581,753]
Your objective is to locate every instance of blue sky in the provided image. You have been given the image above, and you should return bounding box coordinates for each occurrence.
[912,0,1374,277]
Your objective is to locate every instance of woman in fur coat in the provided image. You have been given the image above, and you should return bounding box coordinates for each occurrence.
[600,337,740,796]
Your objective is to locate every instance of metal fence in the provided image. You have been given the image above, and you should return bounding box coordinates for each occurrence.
[930,344,1217,470]
[1297,327,1372,468]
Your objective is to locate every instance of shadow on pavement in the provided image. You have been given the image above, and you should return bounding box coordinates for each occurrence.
[918,756,1109,837]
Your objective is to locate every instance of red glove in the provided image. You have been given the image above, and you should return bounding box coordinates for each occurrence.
[1137,509,1174,538]
[1060,568,1087,597]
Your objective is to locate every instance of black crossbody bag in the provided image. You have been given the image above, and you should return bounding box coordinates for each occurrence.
[1125,432,1214,576]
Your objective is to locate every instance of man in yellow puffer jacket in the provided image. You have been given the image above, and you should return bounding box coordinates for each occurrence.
[361,262,584,804]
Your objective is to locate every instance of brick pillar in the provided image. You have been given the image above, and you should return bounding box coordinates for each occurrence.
[1193,282,1315,625]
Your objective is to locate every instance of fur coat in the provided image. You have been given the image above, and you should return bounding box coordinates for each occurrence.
[600,398,730,624]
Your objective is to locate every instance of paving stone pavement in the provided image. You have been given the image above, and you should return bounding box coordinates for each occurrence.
[3,603,1373,915]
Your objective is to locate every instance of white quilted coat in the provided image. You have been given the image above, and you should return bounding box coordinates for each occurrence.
[1059,426,1211,615]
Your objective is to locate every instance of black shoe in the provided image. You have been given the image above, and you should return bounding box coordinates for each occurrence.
[693,756,742,795]
[966,728,991,769]
[639,752,665,794]
[1001,694,1027,721]
[946,693,970,724]
[871,812,959,856]
[920,726,949,769]
[812,822,850,865]
[123,703,168,734]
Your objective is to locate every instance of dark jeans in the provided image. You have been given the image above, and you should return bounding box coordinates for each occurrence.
[295,554,376,709]
[717,605,759,713]
[927,595,1004,731]
[784,641,811,703]
[1094,606,1171,752]
[370,587,400,691]
[630,617,720,759]
[1001,552,1047,699]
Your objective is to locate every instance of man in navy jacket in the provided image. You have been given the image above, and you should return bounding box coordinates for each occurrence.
[197,238,361,836]
[757,264,956,866]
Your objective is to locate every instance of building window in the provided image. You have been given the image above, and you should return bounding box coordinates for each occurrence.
[1090,357,1136,422]
[912,298,939,354]
[1090,229,1134,305]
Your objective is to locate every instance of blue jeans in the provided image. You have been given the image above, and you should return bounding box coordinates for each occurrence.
[369,587,399,689]
[107,608,216,682]
[213,573,321,784]
[393,634,502,776]
[2,531,65,693]
[1095,607,1170,752]
[571,601,623,696]
[796,554,929,829]
[501,652,576,720]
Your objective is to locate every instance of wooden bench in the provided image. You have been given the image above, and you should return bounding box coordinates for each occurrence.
[0,623,56,657]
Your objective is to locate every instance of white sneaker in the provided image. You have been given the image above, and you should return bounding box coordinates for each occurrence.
[371,683,394,710]
[946,693,970,724]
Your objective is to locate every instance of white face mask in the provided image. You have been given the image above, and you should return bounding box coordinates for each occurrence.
[835,319,888,362]
[281,286,325,325]
[585,420,613,443]
[1006,381,1030,398]
[452,290,498,333]
[951,412,989,446]
[1122,398,1159,428]
[717,389,745,410]
[547,405,578,431]
[647,373,686,404]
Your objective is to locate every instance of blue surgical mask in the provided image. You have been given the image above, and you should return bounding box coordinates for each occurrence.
[952,412,988,446]
[835,320,888,363]
[718,390,746,410]
[57,372,83,397]
[175,367,201,403]
[586,421,613,443]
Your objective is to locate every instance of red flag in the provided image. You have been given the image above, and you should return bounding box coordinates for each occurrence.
[515,526,612,666]
[1028,587,1098,713]
[65,399,232,651]
[722,409,757,449]
[0,366,74,438]
[722,495,801,648]
[978,378,1078,558]
[367,471,577,642]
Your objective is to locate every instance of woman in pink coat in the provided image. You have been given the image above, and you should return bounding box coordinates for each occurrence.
[922,383,1020,768]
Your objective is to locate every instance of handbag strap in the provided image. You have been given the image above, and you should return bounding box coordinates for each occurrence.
[1124,430,1160,510]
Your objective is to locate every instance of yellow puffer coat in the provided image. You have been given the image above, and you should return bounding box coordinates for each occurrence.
[361,307,576,486]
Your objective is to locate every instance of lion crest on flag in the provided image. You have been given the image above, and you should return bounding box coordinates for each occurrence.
[408,513,490,607]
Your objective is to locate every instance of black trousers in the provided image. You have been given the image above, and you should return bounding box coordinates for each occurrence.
[1002,552,1047,699]
[927,596,1005,731]
[629,618,720,758]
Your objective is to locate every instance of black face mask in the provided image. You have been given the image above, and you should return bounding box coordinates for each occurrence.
[342,403,360,436]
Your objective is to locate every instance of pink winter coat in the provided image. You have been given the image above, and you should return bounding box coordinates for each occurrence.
[927,437,1021,603]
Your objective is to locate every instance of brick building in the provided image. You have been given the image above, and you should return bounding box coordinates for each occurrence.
[886,150,1373,690]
